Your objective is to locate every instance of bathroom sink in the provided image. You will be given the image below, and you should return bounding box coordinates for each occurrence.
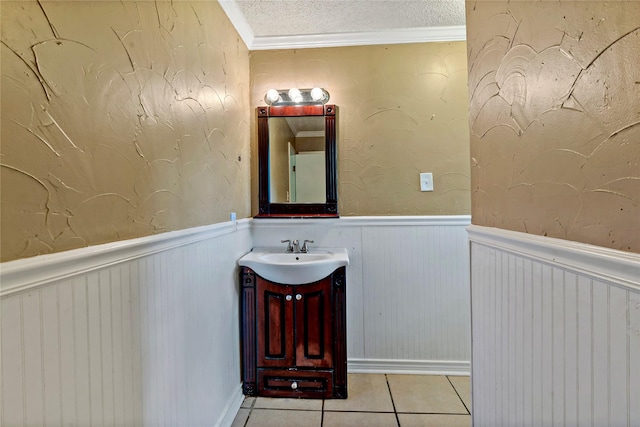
[238,248,349,285]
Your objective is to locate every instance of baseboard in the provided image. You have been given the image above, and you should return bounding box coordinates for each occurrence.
[348,359,470,376]
[216,383,245,427]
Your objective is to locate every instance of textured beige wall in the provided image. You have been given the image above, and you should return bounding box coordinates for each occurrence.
[466,1,640,253]
[0,1,250,262]
[250,42,471,216]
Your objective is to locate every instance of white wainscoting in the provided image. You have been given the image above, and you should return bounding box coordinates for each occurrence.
[468,225,640,427]
[0,215,472,427]
[0,220,252,427]
[251,215,472,375]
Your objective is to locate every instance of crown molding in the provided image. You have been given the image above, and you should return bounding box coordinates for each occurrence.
[249,26,467,50]
[218,0,255,49]
[217,0,467,50]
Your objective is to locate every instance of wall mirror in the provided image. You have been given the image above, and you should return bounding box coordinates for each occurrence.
[256,104,338,217]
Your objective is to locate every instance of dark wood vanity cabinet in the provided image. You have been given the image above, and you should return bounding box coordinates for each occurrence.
[240,267,347,399]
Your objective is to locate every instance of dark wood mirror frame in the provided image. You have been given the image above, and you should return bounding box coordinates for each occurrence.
[256,104,338,218]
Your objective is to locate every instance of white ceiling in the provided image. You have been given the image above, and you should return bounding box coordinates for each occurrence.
[218,0,467,50]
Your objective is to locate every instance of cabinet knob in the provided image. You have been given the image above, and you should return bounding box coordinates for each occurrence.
[286,295,292,301]
[291,381,298,390]
[295,294,302,300]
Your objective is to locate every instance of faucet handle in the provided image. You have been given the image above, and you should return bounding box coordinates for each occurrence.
[301,240,314,253]
[281,239,294,253]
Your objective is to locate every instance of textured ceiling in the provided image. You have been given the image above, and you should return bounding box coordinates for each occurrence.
[233,0,466,37]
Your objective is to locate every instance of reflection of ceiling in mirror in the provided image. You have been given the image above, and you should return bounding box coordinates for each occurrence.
[284,117,324,137]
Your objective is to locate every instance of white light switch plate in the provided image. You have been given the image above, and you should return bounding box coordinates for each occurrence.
[420,172,433,192]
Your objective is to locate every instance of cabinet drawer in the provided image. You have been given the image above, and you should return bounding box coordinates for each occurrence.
[257,369,333,398]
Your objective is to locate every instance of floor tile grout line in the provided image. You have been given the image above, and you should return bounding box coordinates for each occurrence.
[241,406,250,427]
[396,411,471,415]
[241,397,256,427]
[446,375,471,415]
[384,374,402,427]
[320,399,324,427]
[251,407,323,412]
[322,410,397,414]
[246,407,470,415]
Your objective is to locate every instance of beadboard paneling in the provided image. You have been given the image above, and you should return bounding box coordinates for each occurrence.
[1,221,251,427]
[361,224,470,362]
[251,216,471,373]
[469,225,640,427]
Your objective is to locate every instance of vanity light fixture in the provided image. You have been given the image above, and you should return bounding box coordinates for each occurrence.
[263,87,330,106]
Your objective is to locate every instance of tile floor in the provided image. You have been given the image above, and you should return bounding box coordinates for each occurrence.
[232,374,471,427]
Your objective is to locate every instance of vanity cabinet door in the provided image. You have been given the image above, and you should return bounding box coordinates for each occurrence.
[294,278,333,368]
[256,277,334,369]
[256,279,295,367]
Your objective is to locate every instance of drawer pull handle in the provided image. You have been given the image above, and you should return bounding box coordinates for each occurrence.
[291,381,298,390]
[295,294,302,300]
[286,295,292,301]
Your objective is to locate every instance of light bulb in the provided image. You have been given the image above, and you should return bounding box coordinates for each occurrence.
[288,88,303,103]
[266,89,280,102]
[265,89,280,105]
[310,87,326,102]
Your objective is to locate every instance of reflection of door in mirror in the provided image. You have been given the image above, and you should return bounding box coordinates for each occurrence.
[295,152,326,202]
[288,143,296,202]
[268,118,292,203]
[269,117,325,203]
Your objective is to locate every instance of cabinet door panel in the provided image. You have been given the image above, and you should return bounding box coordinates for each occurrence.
[295,279,333,368]
[257,279,294,367]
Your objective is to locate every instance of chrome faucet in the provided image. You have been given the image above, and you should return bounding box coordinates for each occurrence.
[282,239,313,253]
[281,239,294,253]
[301,240,314,253]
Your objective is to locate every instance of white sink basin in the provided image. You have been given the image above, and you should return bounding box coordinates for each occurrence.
[238,247,349,285]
